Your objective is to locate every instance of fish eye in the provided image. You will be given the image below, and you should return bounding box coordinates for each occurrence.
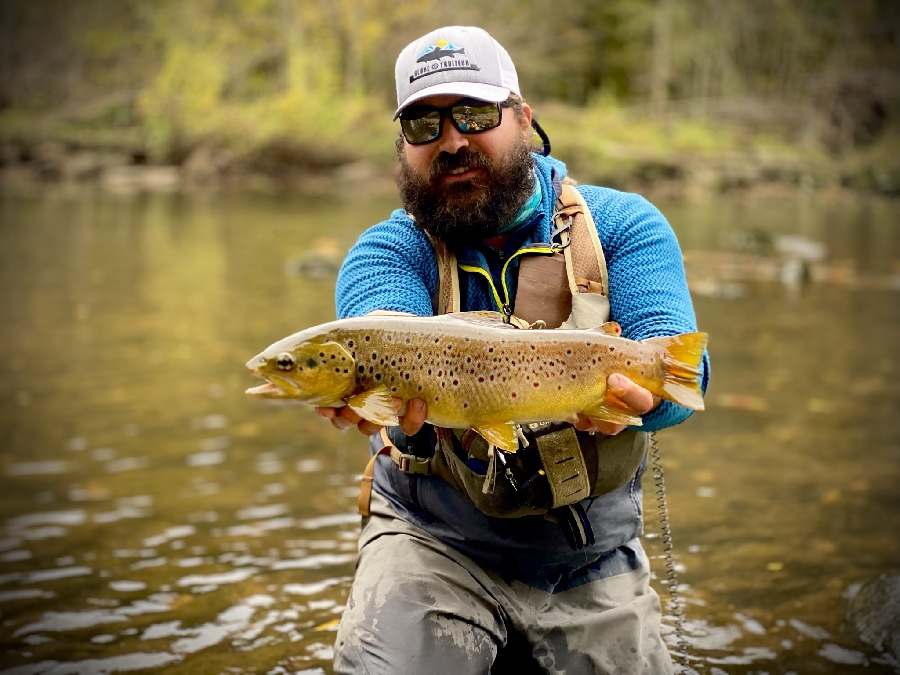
[276,352,296,371]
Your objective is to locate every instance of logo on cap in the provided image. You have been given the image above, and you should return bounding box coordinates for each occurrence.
[410,39,480,83]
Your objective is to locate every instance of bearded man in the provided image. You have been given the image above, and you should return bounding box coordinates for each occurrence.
[318,25,709,675]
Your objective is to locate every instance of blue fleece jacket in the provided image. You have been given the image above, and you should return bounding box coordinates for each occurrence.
[336,154,709,584]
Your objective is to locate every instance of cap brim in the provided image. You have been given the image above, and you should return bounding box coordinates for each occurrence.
[393,82,511,119]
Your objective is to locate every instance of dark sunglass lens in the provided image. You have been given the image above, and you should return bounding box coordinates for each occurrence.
[451,104,501,133]
[401,111,441,144]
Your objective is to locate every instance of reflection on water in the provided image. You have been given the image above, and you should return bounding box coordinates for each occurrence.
[0,188,898,674]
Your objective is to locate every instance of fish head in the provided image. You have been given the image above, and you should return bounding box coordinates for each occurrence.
[246,338,356,405]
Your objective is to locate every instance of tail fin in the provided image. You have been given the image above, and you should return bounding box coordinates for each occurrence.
[642,332,708,410]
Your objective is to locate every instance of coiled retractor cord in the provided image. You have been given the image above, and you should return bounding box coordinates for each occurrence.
[650,431,690,671]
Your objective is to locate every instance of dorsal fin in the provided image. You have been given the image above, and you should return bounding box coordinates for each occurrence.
[443,311,518,329]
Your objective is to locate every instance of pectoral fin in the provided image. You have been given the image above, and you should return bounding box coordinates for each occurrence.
[581,389,644,427]
[473,422,519,452]
[343,387,399,427]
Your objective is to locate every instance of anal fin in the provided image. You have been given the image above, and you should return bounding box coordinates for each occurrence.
[474,422,519,452]
[581,390,644,427]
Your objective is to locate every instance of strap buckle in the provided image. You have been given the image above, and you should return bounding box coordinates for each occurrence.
[390,447,433,475]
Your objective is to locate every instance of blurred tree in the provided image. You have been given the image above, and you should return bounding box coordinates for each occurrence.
[0,0,896,156]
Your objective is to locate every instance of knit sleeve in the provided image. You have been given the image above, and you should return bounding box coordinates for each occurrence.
[579,187,711,431]
[335,211,439,319]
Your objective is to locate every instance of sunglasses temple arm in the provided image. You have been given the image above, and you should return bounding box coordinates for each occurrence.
[532,118,551,157]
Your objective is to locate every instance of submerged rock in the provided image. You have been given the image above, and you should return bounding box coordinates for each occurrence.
[847,573,900,667]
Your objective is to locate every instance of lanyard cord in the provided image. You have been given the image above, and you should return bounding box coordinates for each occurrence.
[458,244,556,321]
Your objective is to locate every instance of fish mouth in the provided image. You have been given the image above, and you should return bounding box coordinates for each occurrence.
[245,381,285,398]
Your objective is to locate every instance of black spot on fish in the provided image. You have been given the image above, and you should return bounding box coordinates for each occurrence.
[343,369,348,374]
[566,349,572,355]
[571,374,577,379]
[434,338,440,343]
[369,366,374,373]
[391,360,396,366]
[530,345,536,351]
[334,368,340,373]
[365,336,371,342]
[405,338,411,344]
[466,356,471,363]
[488,347,494,353]
[417,385,423,391]
[452,380,459,386]
[478,377,484,383]
[391,387,397,393]
[386,335,392,342]
[404,374,410,380]
[375,373,382,381]
[626,360,632,366]
[371,353,377,360]
[319,352,325,357]
[463,402,469,408]
[348,340,355,347]
[434,396,439,402]
[357,365,365,373]
[609,346,615,352]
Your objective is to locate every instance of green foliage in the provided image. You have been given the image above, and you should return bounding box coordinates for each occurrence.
[0,0,897,164]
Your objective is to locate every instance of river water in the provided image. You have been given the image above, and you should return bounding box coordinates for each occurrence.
[0,186,898,674]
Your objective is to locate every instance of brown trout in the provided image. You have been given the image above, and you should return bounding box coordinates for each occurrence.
[246,312,707,451]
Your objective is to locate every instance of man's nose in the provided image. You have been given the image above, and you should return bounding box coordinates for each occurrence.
[436,116,469,154]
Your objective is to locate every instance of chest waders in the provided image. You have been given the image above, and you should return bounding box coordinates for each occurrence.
[358,182,649,551]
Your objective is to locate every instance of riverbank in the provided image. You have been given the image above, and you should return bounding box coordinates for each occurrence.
[1,102,898,198]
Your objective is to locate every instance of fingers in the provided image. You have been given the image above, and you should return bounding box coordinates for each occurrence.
[400,398,427,436]
[315,405,371,433]
[572,414,625,437]
[607,373,658,414]
[314,398,426,438]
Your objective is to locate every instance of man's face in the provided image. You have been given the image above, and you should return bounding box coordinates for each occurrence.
[396,95,536,249]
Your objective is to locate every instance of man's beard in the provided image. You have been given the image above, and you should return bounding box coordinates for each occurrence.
[396,135,535,250]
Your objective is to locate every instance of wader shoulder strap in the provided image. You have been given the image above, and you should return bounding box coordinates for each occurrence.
[425,232,460,315]
[556,183,609,298]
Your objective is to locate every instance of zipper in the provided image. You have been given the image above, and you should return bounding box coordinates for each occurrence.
[458,244,556,322]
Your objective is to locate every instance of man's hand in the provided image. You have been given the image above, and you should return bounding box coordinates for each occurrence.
[572,373,660,436]
[315,398,429,437]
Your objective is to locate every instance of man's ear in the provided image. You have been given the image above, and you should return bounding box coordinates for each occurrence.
[520,103,533,130]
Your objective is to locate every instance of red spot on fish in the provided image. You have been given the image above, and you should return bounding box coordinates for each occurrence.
[463,402,469,408]
[417,385,423,391]
[609,346,615,352]
[478,377,484,383]
[626,360,631,366]
[453,380,459,386]
[434,396,440,402]
[511,392,517,398]
[533,382,539,387]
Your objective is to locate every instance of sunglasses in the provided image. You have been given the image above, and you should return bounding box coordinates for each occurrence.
[399,98,505,145]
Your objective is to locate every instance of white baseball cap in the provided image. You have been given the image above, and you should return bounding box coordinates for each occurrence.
[394,26,520,119]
